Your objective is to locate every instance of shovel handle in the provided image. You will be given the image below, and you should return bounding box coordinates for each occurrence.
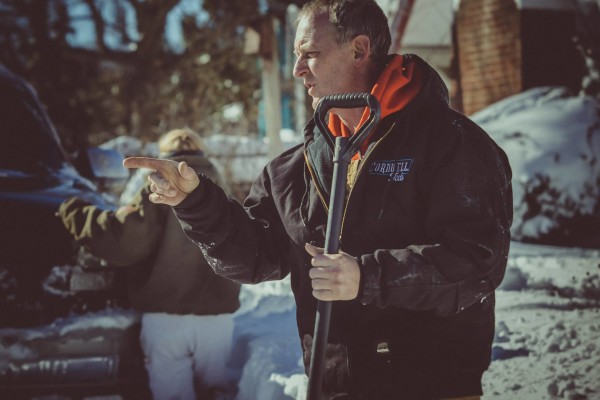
[315,93,381,156]
[307,93,381,400]
[317,92,379,113]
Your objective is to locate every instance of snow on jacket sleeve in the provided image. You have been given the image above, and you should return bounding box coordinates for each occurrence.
[173,172,291,284]
[59,186,166,267]
[358,116,513,316]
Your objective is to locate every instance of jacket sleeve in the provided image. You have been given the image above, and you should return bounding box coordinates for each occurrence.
[59,186,166,266]
[358,119,513,316]
[173,171,291,284]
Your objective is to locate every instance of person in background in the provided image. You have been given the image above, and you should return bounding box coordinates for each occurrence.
[123,0,513,398]
[59,128,241,400]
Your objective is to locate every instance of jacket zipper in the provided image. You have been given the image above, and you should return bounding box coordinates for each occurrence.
[302,121,396,245]
[303,151,329,213]
[339,122,397,243]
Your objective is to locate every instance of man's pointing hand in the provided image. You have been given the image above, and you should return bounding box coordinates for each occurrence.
[123,157,200,207]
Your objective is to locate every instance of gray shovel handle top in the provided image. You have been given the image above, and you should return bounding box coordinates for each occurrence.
[307,93,381,400]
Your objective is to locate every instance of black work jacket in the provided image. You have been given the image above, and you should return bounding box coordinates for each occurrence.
[174,55,513,399]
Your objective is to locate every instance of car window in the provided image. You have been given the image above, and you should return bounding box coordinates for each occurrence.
[0,69,67,175]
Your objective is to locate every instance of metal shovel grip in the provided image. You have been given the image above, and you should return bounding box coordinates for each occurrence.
[307,93,381,400]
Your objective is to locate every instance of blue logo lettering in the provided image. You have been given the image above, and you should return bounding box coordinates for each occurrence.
[369,158,414,182]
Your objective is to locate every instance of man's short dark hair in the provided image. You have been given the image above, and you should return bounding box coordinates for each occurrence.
[298,0,392,63]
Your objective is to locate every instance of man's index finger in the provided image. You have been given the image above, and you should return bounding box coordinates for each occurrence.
[123,157,163,170]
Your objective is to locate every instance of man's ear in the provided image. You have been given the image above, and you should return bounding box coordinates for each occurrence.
[352,35,371,65]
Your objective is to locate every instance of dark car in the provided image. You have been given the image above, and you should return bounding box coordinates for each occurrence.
[0,65,149,399]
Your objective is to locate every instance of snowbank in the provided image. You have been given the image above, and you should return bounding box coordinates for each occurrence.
[472,87,600,246]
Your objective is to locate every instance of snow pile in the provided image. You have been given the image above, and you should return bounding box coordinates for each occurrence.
[500,242,600,298]
[0,308,139,372]
[227,277,305,400]
[471,88,600,247]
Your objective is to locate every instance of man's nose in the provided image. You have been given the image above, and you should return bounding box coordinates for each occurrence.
[293,57,307,78]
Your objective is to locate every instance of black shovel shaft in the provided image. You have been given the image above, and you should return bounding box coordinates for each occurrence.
[307,137,349,400]
[307,93,380,400]
[324,140,349,254]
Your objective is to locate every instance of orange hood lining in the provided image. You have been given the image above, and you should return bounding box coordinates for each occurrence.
[326,54,423,158]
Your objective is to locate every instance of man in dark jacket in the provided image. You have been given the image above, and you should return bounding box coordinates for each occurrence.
[124,1,513,398]
[60,128,240,400]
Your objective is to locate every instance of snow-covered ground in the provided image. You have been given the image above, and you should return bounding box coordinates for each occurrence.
[1,241,598,400]
[483,245,600,400]
[225,241,600,400]
[1,88,600,399]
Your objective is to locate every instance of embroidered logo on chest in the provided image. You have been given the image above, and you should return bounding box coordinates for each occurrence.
[368,158,414,182]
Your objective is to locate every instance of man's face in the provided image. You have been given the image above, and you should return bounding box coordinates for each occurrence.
[293,12,357,110]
